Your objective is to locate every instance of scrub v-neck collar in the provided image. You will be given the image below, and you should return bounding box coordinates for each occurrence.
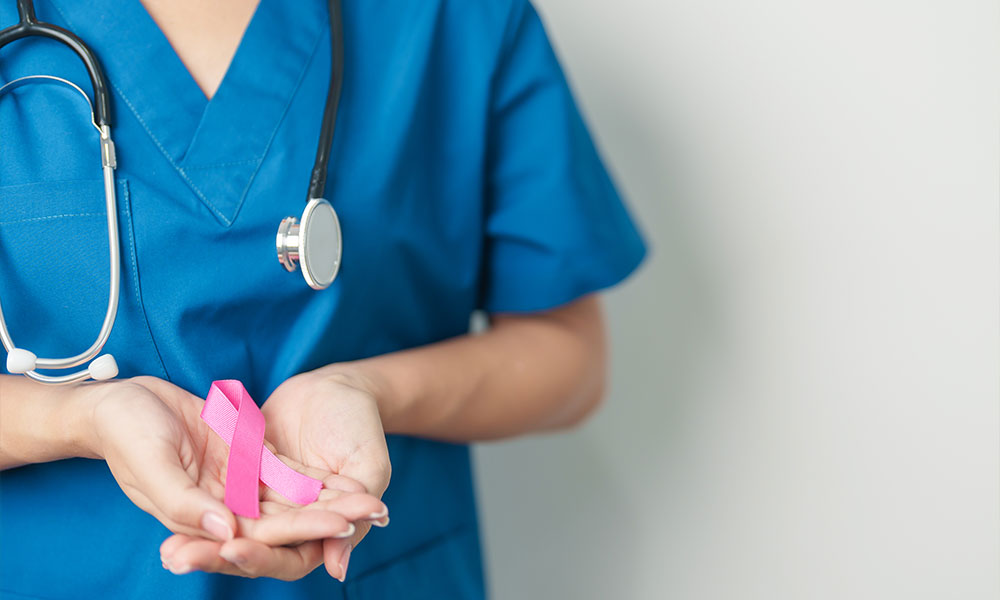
[46,0,327,226]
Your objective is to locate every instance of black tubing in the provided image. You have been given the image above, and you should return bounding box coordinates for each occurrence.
[0,0,113,127]
[306,0,344,201]
[16,0,34,22]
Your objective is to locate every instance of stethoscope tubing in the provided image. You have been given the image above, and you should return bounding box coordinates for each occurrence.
[0,0,113,126]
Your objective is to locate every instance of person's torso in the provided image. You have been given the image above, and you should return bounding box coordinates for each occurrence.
[0,0,515,597]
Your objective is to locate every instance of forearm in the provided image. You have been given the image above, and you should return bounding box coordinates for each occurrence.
[330,296,607,441]
[0,376,101,469]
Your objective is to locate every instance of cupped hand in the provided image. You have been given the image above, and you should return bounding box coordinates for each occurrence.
[87,376,386,559]
[159,368,392,581]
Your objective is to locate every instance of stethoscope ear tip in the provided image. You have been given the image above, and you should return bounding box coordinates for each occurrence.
[5,348,117,381]
[6,348,37,374]
[88,354,118,381]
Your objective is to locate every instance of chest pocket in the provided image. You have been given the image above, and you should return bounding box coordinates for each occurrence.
[0,178,166,379]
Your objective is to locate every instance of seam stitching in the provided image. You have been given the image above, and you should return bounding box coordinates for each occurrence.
[47,1,234,228]
[113,89,232,226]
[119,182,170,380]
[181,158,262,171]
[0,212,103,225]
[228,25,328,225]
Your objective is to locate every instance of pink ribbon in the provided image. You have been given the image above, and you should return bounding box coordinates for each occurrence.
[201,380,322,518]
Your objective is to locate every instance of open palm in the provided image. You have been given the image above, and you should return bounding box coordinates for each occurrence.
[92,377,385,553]
[153,372,390,580]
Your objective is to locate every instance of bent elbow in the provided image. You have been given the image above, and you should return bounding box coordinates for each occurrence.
[556,370,607,430]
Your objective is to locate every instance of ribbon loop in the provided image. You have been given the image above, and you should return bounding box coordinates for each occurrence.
[201,380,323,518]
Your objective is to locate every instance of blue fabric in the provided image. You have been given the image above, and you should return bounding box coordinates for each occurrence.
[0,0,646,598]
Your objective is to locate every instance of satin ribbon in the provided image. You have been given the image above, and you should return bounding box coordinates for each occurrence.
[201,380,322,518]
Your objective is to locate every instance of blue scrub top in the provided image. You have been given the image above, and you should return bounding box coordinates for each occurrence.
[0,0,645,598]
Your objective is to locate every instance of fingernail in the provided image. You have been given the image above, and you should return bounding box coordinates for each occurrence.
[334,522,356,539]
[169,562,191,576]
[202,511,234,541]
[220,548,247,567]
[370,516,390,528]
[336,544,352,583]
[367,507,388,520]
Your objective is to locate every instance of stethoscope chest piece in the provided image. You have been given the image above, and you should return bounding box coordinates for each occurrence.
[276,198,342,290]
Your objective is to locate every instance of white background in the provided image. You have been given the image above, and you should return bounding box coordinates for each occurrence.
[473,1,1000,598]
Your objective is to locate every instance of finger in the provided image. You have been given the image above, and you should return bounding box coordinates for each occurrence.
[323,518,376,582]
[218,538,324,581]
[237,507,356,547]
[241,491,386,546]
[320,473,369,494]
[159,533,196,562]
[339,449,392,497]
[308,493,388,524]
[259,473,366,507]
[322,537,354,582]
[256,450,365,506]
[258,477,371,517]
[165,535,295,579]
[261,482,386,518]
[306,473,370,505]
[137,447,236,542]
[160,535,237,577]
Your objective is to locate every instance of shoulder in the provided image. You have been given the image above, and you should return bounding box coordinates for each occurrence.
[350,0,538,79]
[360,0,532,47]
[435,0,530,25]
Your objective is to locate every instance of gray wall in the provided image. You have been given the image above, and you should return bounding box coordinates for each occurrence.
[473,1,999,598]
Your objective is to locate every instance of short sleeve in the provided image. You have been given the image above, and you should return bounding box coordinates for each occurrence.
[480,1,647,313]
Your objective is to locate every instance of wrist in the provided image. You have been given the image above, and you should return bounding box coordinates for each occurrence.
[0,376,107,468]
[71,379,153,460]
[314,361,406,432]
[66,381,112,460]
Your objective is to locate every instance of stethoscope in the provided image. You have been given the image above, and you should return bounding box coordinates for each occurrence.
[0,0,345,384]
